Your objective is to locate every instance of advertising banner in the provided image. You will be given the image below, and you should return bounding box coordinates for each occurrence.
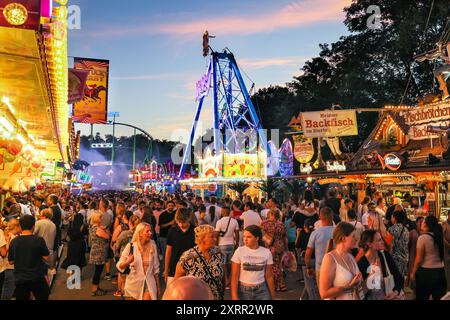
[73,58,110,124]
[301,110,358,138]
[68,68,90,104]
[293,135,314,163]
[401,102,450,140]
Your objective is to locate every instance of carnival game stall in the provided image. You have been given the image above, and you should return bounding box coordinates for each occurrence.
[0,0,73,195]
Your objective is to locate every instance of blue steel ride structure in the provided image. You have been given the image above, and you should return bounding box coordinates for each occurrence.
[178,46,268,179]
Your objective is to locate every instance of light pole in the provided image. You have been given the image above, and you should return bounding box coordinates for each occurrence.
[108,112,120,186]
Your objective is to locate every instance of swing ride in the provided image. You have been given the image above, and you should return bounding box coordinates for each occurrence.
[178,33,272,195]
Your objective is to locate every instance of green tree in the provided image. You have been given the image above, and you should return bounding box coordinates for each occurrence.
[228,182,250,199]
[256,178,280,199]
[254,0,449,154]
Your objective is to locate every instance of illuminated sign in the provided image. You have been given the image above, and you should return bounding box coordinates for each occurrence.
[91,143,113,149]
[300,163,313,174]
[0,0,41,30]
[326,161,347,172]
[301,110,358,138]
[382,153,402,171]
[196,59,212,101]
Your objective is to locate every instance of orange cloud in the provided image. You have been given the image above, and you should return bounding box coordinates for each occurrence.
[238,56,311,70]
[87,0,351,38]
[156,0,351,37]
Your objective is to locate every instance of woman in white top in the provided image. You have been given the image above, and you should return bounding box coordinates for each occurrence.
[117,223,160,300]
[231,225,275,300]
[319,222,363,300]
[411,216,447,300]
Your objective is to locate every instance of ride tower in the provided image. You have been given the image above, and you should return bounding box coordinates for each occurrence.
[178,33,268,187]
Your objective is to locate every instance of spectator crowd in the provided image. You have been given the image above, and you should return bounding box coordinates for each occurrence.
[0,187,449,301]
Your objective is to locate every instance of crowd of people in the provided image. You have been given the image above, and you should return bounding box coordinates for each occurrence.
[0,187,449,301]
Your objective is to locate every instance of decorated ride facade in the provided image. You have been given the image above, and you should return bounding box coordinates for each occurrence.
[0,0,76,195]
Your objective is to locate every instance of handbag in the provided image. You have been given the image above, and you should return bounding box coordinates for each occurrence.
[377,214,393,248]
[380,251,395,295]
[219,217,232,238]
[122,243,134,275]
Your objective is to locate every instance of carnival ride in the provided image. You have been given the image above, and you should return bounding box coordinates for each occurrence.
[131,160,178,194]
[178,34,269,192]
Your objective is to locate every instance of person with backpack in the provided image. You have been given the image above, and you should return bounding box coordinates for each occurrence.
[215,207,239,289]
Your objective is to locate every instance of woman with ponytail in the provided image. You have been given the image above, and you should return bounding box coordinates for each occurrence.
[411,215,447,300]
[319,222,362,300]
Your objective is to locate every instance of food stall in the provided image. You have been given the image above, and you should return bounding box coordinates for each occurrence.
[0,0,72,195]
[289,100,450,221]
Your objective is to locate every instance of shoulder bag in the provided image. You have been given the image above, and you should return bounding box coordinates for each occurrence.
[219,217,232,238]
[122,243,134,275]
[380,250,395,295]
[192,247,223,299]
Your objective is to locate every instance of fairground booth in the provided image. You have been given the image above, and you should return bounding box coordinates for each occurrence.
[285,99,450,222]
[0,1,77,200]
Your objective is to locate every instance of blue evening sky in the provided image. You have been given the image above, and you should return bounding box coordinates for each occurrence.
[69,0,351,142]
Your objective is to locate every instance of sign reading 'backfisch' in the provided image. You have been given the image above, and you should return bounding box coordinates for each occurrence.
[300,110,358,138]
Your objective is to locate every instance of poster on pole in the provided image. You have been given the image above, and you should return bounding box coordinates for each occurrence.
[73,58,110,124]
[300,110,358,138]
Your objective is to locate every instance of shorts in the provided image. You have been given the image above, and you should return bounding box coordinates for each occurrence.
[219,245,235,265]
[107,248,114,259]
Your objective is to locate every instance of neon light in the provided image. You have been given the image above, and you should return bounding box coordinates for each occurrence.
[0,116,14,132]
[41,0,53,18]
[1,97,15,114]
[16,134,26,145]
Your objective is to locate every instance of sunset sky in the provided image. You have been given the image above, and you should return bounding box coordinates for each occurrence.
[69,0,352,142]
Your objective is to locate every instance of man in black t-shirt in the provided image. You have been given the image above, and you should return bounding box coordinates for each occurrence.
[164,208,195,288]
[8,215,50,300]
[325,190,341,217]
[158,201,176,270]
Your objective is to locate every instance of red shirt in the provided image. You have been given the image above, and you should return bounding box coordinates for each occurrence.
[231,210,243,219]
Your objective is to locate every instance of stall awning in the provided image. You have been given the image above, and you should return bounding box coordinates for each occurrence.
[0,27,63,161]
